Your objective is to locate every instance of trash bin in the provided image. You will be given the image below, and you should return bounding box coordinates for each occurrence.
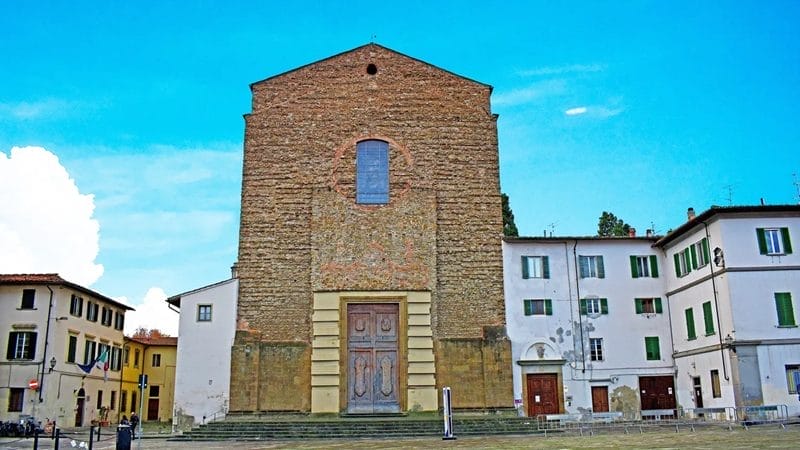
[116,424,132,450]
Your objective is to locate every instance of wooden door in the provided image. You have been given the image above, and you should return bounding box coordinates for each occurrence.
[147,398,159,421]
[347,303,400,414]
[75,389,85,427]
[591,386,609,412]
[526,374,559,417]
[639,376,676,410]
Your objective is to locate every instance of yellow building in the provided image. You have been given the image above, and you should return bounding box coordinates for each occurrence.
[122,336,177,423]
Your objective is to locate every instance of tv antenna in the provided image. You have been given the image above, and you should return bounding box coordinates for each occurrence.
[793,173,800,204]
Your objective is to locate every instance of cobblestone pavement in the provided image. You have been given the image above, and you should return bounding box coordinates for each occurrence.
[2,425,798,449]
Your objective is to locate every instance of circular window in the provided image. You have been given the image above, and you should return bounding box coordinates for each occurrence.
[366,64,378,75]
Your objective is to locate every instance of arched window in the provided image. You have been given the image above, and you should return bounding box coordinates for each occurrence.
[356,140,389,204]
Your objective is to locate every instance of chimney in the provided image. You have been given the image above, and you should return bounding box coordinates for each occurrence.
[231,262,239,279]
[646,229,653,237]
[687,207,696,221]
[628,227,636,237]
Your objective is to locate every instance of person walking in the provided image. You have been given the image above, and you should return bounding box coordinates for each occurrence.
[129,411,139,438]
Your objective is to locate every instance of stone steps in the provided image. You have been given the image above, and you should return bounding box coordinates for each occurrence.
[171,417,547,441]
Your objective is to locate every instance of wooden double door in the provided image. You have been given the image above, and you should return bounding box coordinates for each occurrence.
[639,376,676,410]
[526,374,559,416]
[347,303,400,414]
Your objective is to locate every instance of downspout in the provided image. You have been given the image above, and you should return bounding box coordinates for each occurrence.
[572,241,586,373]
[703,222,729,381]
[39,285,55,402]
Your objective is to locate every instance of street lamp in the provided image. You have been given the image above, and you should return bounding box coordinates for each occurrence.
[49,357,57,373]
[724,334,735,353]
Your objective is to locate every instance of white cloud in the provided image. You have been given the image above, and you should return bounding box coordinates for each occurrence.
[518,64,604,77]
[121,287,179,336]
[565,107,588,116]
[492,80,567,107]
[0,146,104,286]
[0,99,74,120]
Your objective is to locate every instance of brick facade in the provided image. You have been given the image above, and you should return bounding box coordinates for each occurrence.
[232,44,512,412]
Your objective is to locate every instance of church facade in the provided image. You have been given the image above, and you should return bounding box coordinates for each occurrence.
[231,44,512,414]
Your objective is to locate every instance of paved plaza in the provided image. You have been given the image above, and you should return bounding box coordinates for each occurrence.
[1,424,798,449]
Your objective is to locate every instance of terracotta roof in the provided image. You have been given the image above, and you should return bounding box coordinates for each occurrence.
[504,236,659,243]
[654,204,800,248]
[126,336,177,346]
[0,273,134,311]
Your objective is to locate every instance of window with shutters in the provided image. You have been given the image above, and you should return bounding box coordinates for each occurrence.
[711,370,721,398]
[589,338,603,361]
[786,365,800,394]
[355,140,389,204]
[674,248,691,277]
[685,307,697,340]
[70,295,83,317]
[757,227,793,255]
[692,238,710,268]
[134,348,140,368]
[645,336,660,360]
[20,289,35,309]
[101,307,113,327]
[111,346,122,371]
[523,299,552,316]
[86,302,99,322]
[580,298,608,315]
[152,353,161,367]
[67,334,78,363]
[114,312,124,330]
[774,292,796,327]
[635,298,663,315]
[579,255,605,278]
[630,255,658,278]
[84,340,97,364]
[6,332,37,360]
[702,301,715,335]
[521,256,549,279]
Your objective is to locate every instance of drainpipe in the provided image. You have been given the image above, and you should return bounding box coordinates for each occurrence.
[39,285,55,403]
[703,222,729,381]
[572,241,586,373]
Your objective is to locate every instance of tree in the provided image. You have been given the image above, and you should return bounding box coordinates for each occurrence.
[502,193,519,237]
[131,327,169,339]
[597,211,631,237]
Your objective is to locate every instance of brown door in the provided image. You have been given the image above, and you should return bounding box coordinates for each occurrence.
[526,374,559,416]
[75,389,85,426]
[347,303,400,414]
[147,398,159,421]
[639,376,676,410]
[591,386,609,412]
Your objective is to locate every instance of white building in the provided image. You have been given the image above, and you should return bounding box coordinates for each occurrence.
[655,205,800,416]
[503,235,675,418]
[167,271,237,429]
[0,274,133,426]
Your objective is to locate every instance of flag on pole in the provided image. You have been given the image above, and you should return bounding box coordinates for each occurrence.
[95,348,109,381]
[76,359,95,374]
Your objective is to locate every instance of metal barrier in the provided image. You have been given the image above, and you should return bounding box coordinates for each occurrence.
[735,404,789,429]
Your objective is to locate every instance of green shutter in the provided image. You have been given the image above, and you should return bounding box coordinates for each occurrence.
[775,292,795,326]
[542,256,550,279]
[685,308,696,340]
[684,248,693,273]
[597,257,605,278]
[645,337,660,360]
[524,299,532,316]
[781,228,793,254]
[545,299,553,316]
[702,238,710,264]
[600,298,608,314]
[703,301,715,335]
[630,255,639,278]
[580,299,587,315]
[635,298,643,314]
[579,257,589,278]
[650,255,659,278]
[674,253,681,277]
[689,245,698,270]
[756,228,768,254]
[655,297,663,314]
[521,256,529,279]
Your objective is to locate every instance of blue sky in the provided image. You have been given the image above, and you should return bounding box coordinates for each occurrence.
[1,1,799,332]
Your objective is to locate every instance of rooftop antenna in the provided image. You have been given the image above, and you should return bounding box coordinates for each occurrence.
[370,34,377,43]
[725,184,734,206]
[548,222,557,237]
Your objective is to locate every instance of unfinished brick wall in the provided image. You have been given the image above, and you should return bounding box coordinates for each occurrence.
[233,44,511,411]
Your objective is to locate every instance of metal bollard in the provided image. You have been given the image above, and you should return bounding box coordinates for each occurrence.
[89,426,94,450]
[33,428,39,450]
[52,421,57,439]
[54,428,61,450]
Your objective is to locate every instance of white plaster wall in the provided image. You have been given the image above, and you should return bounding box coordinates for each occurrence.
[716,217,800,268]
[172,278,237,425]
[504,238,673,414]
[726,272,800,341]
[757,344,800,417]
[674,350,736,413]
